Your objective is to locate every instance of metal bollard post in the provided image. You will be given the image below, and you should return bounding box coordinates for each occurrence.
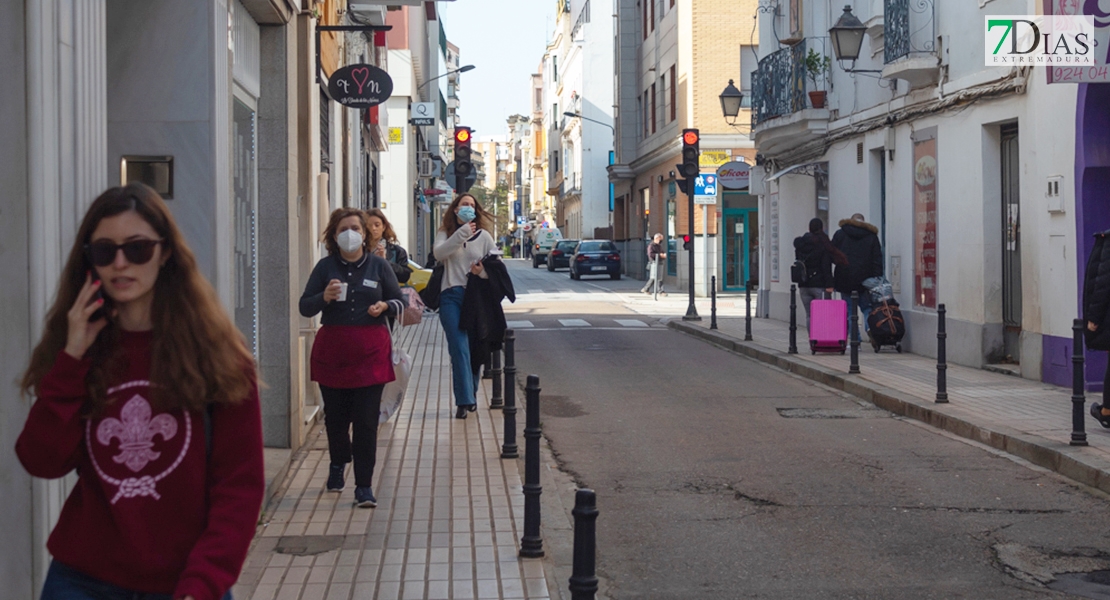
[1071,319,1089,446]
[849,292,861,374]
[568,489,599,600]
[710,276,718,330]
[501,330,519,458]
[489,348,503,410]
[936,304,948,403]
[788,284,798,354]
[744,281,753,341]
[520,375,545,557]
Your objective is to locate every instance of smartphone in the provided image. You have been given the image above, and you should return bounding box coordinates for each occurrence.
[89,271,109,322]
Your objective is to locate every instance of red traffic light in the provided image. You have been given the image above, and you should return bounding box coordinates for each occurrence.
[682,130,699,145]
[455,128,471,143]
[682,234,691,243]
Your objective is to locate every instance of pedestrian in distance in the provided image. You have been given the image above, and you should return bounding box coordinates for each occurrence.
[833,213,884,340]
[640,233,667,296]
[16,182,264,600]
[523,234,533,259]
[433,193,498,419]
[300,208,403,508]
[793,218,847,327]
[1083,229,1110,428]
[365,208,411,285]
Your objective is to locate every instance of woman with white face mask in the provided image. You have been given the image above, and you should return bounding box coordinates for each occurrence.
[433,193,497,419]
[299,208,403,508]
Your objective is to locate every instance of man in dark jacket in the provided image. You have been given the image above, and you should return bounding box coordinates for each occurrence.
[641,233,667,296]
[793,218,835,328]
[1084,230,1110,427]
[833,213,884,337]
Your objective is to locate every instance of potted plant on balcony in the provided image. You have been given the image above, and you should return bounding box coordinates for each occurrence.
[804,48,832,109]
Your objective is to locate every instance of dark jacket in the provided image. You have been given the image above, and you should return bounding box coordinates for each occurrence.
[793,232,834,289]
[461,255,516,372]
[832,218,883,296]
[383,242,411,284]
[647,241,664,262]
[1084,230,1110,350]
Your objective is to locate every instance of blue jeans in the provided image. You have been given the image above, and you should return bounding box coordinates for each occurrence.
[438,286,476,406]
[844,290,873,340]
[41,561,233,600]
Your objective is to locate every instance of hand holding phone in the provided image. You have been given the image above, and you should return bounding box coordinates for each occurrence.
[65,273,110,359]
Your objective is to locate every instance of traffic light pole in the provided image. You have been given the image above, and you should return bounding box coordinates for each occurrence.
[682,181,700,321]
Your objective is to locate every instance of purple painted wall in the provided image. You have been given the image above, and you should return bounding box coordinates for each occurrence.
[1068,83,1110,391]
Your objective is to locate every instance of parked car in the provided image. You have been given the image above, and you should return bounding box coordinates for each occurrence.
[569,240,621,280]
[546,239,580,271]
[531,226,564,268]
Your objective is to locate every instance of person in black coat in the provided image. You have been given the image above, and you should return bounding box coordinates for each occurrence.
[461,254,516,380]
[793,218,847,328]
[833,213,884,336]
[1084,229,1110,427]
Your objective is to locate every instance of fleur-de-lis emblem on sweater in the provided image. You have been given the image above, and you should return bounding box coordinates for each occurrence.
[96,395,178,473]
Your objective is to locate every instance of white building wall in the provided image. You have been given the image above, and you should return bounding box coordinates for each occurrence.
[382,48,417,250]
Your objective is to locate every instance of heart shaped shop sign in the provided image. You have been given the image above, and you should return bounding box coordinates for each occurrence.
[327,63,394,108]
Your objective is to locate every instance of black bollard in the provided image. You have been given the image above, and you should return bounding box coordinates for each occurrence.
[568,489,600,600]
[710,276,718,330]
[489,348,503,410]
[744,280,753,341]
[788,284,798,354]
[849,291,861,374]
[519,375,545,558]
[1071,319,1089,446]
[501,330,519,459]
[936,304,948,403]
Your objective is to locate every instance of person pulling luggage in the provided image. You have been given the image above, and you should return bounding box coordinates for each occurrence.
[833,213,884,341]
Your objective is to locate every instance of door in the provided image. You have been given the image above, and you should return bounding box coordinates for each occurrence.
[1001,123,1021,363]
[722,208,758,291]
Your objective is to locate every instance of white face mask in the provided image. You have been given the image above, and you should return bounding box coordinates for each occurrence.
[337,229,364,253]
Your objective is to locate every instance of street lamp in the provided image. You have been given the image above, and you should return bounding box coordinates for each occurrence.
[718,80,744,125]
[417,64,476,91]
[829,6,883,74]
[562,111,614,134]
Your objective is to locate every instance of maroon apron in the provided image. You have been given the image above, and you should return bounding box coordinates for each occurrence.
[310,324,395,388]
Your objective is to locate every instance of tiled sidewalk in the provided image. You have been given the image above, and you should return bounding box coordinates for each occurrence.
[670,313,1110,494]
[233,318,551,600]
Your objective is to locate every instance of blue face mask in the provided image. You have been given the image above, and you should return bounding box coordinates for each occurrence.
[457,206,476,223]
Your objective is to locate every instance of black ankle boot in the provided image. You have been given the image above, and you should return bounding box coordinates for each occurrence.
[456,406,468,419]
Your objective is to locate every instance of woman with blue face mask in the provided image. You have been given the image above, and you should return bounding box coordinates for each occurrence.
[433,193,497,418]
[299,208,404,508]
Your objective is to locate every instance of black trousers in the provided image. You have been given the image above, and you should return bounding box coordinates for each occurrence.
[320,384,383,487]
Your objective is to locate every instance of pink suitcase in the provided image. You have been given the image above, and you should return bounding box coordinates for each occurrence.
[809,299,848,354]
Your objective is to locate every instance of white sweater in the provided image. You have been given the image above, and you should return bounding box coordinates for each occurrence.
[433,227,496,290]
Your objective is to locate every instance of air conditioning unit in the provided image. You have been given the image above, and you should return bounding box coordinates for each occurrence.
[418,156,434,178]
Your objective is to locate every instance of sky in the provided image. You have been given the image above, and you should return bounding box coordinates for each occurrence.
[438,0,555,140]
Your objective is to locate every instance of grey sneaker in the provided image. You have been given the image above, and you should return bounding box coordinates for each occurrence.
[355,486,377,508]
[326,463,345,492]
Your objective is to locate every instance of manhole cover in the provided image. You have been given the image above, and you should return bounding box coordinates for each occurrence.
[1048,571,1110,599]
[777,407,888,419]
[274,535,345,556]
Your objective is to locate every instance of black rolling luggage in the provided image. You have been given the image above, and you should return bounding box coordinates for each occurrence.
[868,300,905,352]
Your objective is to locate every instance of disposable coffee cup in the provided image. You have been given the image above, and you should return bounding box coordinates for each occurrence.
[337,282,348,302]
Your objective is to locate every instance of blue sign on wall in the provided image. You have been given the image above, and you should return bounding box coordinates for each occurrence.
[693,174,718,198]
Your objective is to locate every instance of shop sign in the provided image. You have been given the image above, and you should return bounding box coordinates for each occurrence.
[1047,2,1110,83]
[717,161,751,189]
[327,63,393,107]
[912,128,938,309]
[699,150,732,168]
[388,127,403,144]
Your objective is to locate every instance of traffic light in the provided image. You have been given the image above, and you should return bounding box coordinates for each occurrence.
[680,129,700,179]
[682,234,692,251]
[454,126,473,191]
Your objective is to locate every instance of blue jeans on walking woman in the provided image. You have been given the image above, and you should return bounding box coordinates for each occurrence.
[41,560,233,600]
[439,286,477,407]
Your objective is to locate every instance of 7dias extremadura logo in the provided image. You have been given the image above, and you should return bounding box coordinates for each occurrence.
[985,15,1095,66]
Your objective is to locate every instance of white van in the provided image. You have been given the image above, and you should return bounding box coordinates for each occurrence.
[531,226,564,268]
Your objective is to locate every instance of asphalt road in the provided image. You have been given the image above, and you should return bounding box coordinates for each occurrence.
[503,259,1110,600]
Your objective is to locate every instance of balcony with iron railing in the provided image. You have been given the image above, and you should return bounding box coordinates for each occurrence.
[881,0,939,88]
[751,39,831,157]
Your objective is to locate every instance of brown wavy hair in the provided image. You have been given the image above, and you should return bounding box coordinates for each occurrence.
[20,183,256,414]
[321,207,370,256]
[438,193,492,236]
[364,208,399,244]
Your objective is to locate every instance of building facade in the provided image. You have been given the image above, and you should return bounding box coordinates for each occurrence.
[749,0,1107,386]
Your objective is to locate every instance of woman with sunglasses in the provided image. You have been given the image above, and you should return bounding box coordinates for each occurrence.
[16,183,263,600]
[299,208,403,507]
[433,193,496,419]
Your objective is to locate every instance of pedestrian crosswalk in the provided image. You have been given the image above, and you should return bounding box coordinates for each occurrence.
[505,318,663,331]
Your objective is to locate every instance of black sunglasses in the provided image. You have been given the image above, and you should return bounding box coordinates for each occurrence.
[84,239,164,267]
